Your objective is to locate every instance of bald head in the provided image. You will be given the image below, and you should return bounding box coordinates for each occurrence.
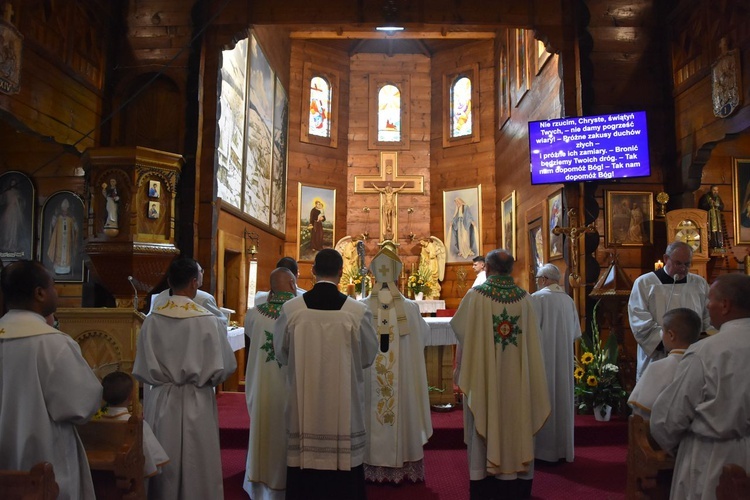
[270,267,296,295]
[708,273,750,327]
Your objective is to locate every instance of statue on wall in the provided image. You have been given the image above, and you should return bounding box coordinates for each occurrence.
[102,178,120,230]
[698,184,725,253]
[419,236,446,299]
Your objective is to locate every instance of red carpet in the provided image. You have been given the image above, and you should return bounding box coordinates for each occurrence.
[218,392,626,499]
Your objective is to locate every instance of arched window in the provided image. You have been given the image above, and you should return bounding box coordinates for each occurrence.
[377,84,401,142]
[450,76,472,138]
[308,76,331,138]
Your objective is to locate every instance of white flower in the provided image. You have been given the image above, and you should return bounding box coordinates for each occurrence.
[602,363,619,374]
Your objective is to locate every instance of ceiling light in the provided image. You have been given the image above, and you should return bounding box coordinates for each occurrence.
[376,26,404,33]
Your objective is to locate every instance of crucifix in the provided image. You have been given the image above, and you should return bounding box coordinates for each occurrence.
[552,208,597,288]
[354,151,424,241]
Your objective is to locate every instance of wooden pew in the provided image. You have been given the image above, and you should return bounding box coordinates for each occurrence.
[626,414,674,499]
[0,462,59,500]
[77,414,145,500]
[717,464,750,500]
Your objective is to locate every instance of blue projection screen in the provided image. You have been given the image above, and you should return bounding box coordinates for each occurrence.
[528,111,651,185]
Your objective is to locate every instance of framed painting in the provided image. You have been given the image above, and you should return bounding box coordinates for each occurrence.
[40,191,85,282]
[216,37,248,210]
[270,76,289,235]
[547,189,564,260]
[605,191,654,246]
[733,158,750,244]
[501,190,516,257]
[0,171,34,263]
[148,180,160,198]
[298,183,336,262]
[528,217,544,290]
[243,33,274,224]
[514,28,531,107]
[497,30,511,130]
[443,185,482,263]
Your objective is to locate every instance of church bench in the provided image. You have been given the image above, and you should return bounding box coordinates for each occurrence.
[77,414,145,500]
[0,462,59,500]
[626,414,674,499]
[716,463,750,499]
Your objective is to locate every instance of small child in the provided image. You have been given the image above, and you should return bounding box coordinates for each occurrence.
[101,371,169,477]
[628,308,702,420]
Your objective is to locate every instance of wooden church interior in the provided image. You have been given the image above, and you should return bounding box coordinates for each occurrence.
[0,0,749,496]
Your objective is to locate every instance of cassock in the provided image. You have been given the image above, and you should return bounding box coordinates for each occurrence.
[651,318,750,499]
[274,282,379,500]
[451,275,550,482]
[243,291,295,500]
[150,288,228,328]
[627,268,710,379]
[102,406,170,477]
[627,350,685,420]
[0,310,102,500]
[531,283,581,463]
[361,248,433,484]
[133,295,236,500]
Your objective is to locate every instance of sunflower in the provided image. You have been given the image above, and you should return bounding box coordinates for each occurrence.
[574,367,584,381]
[586,375,598,387]
[581,352,594,365]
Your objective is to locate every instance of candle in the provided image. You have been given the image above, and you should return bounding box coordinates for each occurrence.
[347,283,356,297]
[654,260,664,270]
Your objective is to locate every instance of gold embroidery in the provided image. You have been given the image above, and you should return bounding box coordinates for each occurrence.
[156,299,205,313]
[375,349,396,426]
[0,328,5,335]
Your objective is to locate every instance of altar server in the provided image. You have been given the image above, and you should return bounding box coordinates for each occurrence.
[243,267,298,499]
[0,260,102,500]
[627,241,711,380]
[361,248,433,483]
[451,250,550,500]
[531,263,581,463]
[134,258,236,500]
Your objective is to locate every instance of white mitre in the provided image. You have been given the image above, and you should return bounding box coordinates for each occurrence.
[369,248,409,335]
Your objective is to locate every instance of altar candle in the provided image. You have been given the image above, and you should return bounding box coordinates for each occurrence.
[654,260,664,270]
[347,283,356,296]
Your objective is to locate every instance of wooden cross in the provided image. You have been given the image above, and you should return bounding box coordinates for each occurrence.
[354,151,424,241]
[552,208,596,288]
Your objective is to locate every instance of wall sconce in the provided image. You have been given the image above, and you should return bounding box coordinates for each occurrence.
[406,207,415,242]
[362,207,371,240]
[244,229,259,258]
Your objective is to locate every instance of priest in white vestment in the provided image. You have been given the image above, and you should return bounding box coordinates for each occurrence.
[361,248,433,483]
[530,263,581,463]
[0,260,102,500]
[651,274,750,499]
[627,241,711,380]
[628,308,701,420]
[133,258,237,500]
[451,250,550,500]
[243,267,298,499]
[253,256,306,307]
[274,249,379,500]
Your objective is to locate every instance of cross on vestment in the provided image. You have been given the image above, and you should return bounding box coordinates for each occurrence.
[552,208,597,288]
[354,152,424,241]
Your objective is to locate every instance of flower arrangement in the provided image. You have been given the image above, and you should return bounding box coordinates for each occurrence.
[340,265,372,295]
[408,264,432,297]
[574,301,627,418]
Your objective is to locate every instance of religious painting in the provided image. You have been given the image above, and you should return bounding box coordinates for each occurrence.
[547,189,564,261]
[40,191,85,283]
[298,183,336,262]
[270,76,288,235]
[497,31,511,130]
[514,28,531,107]
[443,185,482,263]
[605,191,654,246]
[732,158,750,244]
[147,201,160,219]
[244,34,274,225]
[216,37,247,209]
[0,171,34,263]
[528,217,544,291]
[501,190,516,257]
[148,180,160,198]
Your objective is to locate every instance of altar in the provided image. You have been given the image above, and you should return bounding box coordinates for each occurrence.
[416,299,445,315]
[422,316,459,406]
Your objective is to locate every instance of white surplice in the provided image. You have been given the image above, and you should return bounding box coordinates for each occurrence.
[133,295,237,500]
[361,293,433,483]
[102,406,169,477]
[651,318,750,500]
[627,270,711,379]
[274,295,379,471]
[531,284,581,463]
[627,350,684,420]
[150,288,228,328]
[243,294,293,500]
[0,310,102,500]
[451,276,550,480]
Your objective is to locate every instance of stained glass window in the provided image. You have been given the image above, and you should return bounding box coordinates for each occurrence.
[308,76,331,138]
[377,84,401,142]
[451,76,472,138]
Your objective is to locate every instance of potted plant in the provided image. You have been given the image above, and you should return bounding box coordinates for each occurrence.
[407,264,432,300]
[574,301,628,421]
